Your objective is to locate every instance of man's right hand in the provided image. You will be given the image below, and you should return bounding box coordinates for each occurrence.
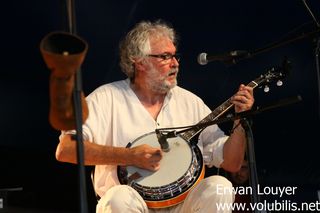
[129,144,163,171]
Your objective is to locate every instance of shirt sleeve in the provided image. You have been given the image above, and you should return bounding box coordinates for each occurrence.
[199,124,229,168]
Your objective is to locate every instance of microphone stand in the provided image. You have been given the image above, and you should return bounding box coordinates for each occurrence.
[157,96,302,213]
[301,0,320,119]
[65,1,88,212]
[226,1,319,117]
[229,26,319,119]
[245,28,320,60]
[241,118,262,213]
[160,96,302,138]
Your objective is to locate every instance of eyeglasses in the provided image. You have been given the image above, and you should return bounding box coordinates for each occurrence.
[147,53,180,62]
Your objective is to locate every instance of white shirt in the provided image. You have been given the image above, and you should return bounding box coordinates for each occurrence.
[63,78,228,197]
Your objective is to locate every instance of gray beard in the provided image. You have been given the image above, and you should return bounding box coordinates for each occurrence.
[145,63,179,94]
[149,78,177,94]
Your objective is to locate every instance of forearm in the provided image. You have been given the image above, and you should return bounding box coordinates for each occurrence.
[222,84,254,172]
[55,134,130,165]
[220,120,247,172]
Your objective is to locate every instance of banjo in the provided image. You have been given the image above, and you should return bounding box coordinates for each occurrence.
[117,62,288,208]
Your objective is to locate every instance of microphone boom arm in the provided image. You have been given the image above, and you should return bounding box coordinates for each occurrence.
[158,95,302,140]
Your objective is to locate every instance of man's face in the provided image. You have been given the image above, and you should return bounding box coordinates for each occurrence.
[144,36,179,94]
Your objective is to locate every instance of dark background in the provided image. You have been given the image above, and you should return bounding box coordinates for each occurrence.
[1,0,320,212]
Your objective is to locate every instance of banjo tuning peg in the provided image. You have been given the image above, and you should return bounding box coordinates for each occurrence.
[276,80,283,86]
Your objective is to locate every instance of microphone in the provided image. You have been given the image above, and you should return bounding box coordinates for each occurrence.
[197,50,250,65]
[155,129,170,152]
[155,130,177,152]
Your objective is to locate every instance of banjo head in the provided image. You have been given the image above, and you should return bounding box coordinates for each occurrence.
[126,132,192,187]
[117,131,204,208]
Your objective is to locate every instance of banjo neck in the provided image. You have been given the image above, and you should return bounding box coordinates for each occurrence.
[180,80,259,142]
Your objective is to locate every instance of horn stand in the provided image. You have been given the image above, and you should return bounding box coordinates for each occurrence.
[40,1,89,212]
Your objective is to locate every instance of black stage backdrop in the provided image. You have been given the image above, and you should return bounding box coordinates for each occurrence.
[0,1,319,212]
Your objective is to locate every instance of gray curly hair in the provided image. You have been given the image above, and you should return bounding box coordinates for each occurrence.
[119,20,178,79]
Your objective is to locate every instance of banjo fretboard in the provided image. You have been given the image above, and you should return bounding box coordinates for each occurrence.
[180,80,259,142]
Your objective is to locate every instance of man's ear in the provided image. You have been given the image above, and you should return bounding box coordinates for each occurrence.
[134,58,147,72]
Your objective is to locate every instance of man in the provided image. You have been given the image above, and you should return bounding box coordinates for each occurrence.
[52,20,254,212]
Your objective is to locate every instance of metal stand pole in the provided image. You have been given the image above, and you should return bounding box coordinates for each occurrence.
[65,1,88,212]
